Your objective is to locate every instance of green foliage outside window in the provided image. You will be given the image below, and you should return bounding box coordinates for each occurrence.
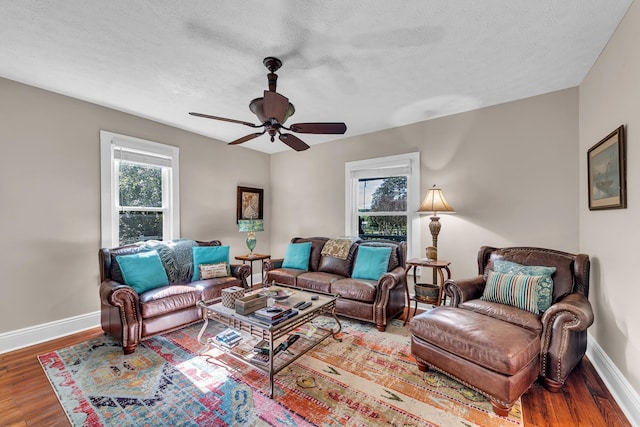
[118,162,163,245]
[359,176,407,241]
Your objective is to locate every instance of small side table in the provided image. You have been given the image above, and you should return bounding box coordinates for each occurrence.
[234,253,270,289]
[403,258,452,325]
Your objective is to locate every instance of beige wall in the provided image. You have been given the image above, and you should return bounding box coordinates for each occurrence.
[0,77,270,334]
[579,0,640,394]
[271,88,579,281]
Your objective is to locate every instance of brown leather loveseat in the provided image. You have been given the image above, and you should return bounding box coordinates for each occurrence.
[264,237,407,331]
[100,239,250,354]
[410,246,593,416]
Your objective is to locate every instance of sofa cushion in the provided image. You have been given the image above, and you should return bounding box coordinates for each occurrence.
[116,250,169,294]
[481,270,541,314]
[296,272,337,293]
[266,268,307,287]
[190,278,240,302]
[318,243,358,277]
[282,242,312,270]
[352,246,392,280]
[192,246,230,280]
[331,278,377,303]
[493,260,556,313]
[199,262,230,279]
[459,299,543,333]
[139,285,201,318]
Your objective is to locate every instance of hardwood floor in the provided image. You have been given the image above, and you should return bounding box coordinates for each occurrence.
[0,323,631,427]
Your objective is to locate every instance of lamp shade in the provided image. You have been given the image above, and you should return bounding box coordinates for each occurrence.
[238,219,264,232]
[417,185,455,215]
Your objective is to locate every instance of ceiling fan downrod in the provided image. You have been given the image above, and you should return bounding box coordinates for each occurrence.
[264,57,282,92]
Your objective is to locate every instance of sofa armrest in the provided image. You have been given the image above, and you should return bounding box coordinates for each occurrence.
[99,280,141,353]
[263,258,284,272]
[443,275,486,307]
[100,279,140,308]
[378,266,406,290]
[541,292,594,332]
[540,292,594,388]
[230,263,251,289]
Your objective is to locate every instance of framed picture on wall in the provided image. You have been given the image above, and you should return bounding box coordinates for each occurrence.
[587,125,626,210]
[237,186,264,222]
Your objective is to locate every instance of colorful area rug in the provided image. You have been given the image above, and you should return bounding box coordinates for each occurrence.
[39,319,523,426]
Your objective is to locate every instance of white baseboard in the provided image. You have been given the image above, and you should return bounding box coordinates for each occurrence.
[0,311,100,354]
[587,333,640,426]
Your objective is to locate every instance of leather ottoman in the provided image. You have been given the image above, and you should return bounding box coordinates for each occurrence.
[410,306,541,416]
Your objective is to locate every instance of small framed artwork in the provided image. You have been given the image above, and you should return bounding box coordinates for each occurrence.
[588,125,626,210]
[237,186,264,221]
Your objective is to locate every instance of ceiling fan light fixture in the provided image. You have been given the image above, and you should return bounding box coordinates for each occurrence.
[249,97,295,123]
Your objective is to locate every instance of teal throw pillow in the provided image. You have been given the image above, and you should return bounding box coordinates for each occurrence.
[482,270,542,314]
[282,242,312,270]
[192,245,230,280]
[493,260,556,313]
[116,250,169,294]
[352,246,392,281]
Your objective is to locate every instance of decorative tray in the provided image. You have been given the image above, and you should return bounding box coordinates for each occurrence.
[259,287,294,300]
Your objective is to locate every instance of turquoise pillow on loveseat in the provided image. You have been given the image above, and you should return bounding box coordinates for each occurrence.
[116,250,169,294]
[192,245,230,280]
[282,242,312,270]
[352,246,392,281]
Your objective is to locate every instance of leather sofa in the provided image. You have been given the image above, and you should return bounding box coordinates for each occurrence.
[264,237,407,331]
[409,246,593,416]
[99,239,250,354]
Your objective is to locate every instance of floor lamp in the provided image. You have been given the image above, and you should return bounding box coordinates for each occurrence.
[417,185,455,282]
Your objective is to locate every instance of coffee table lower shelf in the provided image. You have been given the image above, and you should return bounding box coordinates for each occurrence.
[196,294,342,398]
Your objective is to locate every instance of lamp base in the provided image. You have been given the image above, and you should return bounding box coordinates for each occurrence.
[246,232,257,254]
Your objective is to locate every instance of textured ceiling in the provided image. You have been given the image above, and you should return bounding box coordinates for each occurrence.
[0,1,633,153]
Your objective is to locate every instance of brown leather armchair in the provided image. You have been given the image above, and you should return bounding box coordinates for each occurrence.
[410,246,593,416]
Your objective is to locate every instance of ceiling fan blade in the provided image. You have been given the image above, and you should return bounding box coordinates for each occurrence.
[189,112,260,128]
[279,133,310,151]
[289,122,347,134]
[263,91,290,123]
[228,132,265,145]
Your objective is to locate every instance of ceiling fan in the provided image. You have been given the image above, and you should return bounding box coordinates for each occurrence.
[189,57,347,151]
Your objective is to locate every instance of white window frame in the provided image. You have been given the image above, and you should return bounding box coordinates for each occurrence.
[345,152,420,258]
[100,130,180,248]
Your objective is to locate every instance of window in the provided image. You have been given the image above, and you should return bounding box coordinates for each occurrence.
[345,153,420,258]
[100,131,180,248]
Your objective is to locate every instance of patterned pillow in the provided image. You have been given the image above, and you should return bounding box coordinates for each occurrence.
[199,262,230,279]
[481,270,542,314]
[493,260,556,312]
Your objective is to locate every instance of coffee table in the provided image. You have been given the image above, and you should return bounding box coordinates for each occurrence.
[196,286,342,398]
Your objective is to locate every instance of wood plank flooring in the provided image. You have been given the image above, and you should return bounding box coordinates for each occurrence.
[0,321,631,426]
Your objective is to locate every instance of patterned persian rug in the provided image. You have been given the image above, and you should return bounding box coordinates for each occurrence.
[39,319,523,426]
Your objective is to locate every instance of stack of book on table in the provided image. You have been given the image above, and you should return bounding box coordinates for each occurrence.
[250,303,298,325]
[250,335,301,366]
[214,328,242,348]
